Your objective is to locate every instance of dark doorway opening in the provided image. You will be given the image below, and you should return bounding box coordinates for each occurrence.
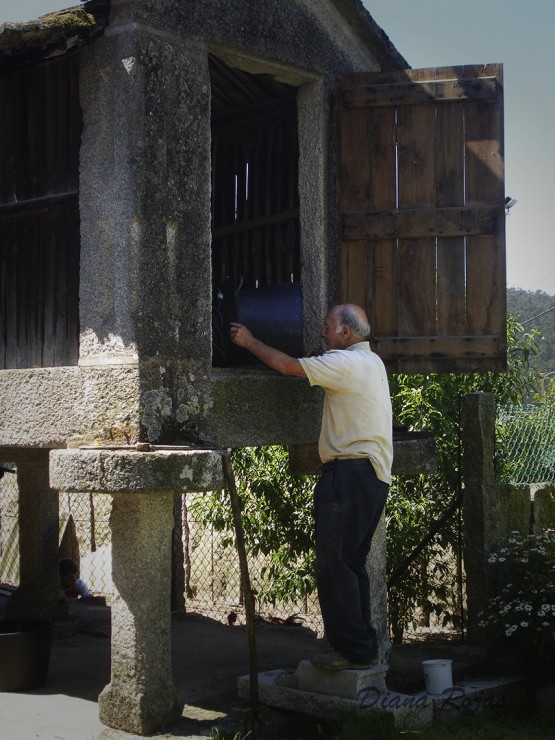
[209,56,302,367]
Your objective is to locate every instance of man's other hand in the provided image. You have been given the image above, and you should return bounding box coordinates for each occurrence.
[229,322,253,348]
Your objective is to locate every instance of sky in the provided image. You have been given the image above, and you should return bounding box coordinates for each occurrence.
[2,0,554,296]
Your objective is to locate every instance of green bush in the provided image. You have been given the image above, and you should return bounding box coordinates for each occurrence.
[190,445,317,606]
[386,317,543,640]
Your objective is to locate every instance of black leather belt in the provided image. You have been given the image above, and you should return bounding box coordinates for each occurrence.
[321,458,371,472]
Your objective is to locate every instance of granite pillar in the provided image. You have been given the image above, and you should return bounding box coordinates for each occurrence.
[98,492,182,734]
[5,450,66,622]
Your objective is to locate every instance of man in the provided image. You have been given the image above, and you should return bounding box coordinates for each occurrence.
[230,303,392,670]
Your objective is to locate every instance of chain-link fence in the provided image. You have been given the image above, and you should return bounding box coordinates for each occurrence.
[184,492,322,635]
[58,492,112,598]
[0,464,465,641]
[4,408,552,643]
[0,464,19,585]
[496,403,555,484]
[0,472,322,632]
[0,465,113,597]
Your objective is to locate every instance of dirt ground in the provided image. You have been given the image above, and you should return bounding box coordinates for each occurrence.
[0,599,486,739]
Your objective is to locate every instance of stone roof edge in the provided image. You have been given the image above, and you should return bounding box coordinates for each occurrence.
[0,0,408,73]
[330,0,410,71]
[0,0,110,69]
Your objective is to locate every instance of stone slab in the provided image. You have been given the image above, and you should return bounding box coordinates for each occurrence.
[238,669,433,729]
[287,438,437,476]
[296,659,387,698]
[238,669,532,730]
[49,447,225,494]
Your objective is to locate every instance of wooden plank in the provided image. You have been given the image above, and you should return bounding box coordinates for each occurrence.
[370,105,398,338]
[373,335,500,359]
[435,89,465,334]
[389,355,505,374]
[342,205,502,240]
[0,76,9,204]
[397,238,436,336]
[41,215,57,367]
[67,54,81,194]
[0,225,5,368]
[0,220,16,368]
[464,64,506,341]
[337,94,372,307]
[212,208,299,238]
[0,192,79,217]
[343,76,497,109]
[397,69,436,336]
[464,64,504,207]
[466,236,506,336]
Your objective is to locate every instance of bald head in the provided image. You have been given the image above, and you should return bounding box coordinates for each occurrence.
[333,304,371,339]
[321,304,371,350]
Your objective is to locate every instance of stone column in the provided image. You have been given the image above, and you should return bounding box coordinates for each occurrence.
[366,514,390,662]
[461,392,497,641]
[49,447,224,735]
[462,393,535,640]
[6,450,66,622]
[98,492,182,734]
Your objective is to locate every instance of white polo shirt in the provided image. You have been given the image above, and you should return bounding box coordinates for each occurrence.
[299,342,393,484]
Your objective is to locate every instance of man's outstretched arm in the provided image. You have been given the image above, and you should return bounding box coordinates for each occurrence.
[229,322,307,378]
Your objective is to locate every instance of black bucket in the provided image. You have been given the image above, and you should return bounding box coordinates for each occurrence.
[0,620,52,691]
[213,281,304,366]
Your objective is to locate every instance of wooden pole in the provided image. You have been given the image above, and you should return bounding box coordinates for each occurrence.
[222,453,260,734]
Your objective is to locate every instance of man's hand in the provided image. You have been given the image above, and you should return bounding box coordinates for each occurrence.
[228,322,306,378]
[229,322,253,348]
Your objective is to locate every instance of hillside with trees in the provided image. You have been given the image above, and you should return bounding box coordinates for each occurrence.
[507,288,555,374]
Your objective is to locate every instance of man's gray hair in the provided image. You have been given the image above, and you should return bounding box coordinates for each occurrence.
[335,306,371,338]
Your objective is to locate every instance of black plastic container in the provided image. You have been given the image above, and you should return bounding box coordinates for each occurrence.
[236,282,304,358]
[0,620,52,691]
[213,280,304,367]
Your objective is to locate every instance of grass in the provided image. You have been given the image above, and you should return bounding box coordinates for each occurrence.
[208,708,555,739]
[324,708,555,740]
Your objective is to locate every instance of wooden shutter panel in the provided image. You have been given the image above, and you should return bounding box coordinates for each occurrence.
[337,65,506,373]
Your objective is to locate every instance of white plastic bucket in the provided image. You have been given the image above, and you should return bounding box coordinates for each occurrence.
[422,659,453,695]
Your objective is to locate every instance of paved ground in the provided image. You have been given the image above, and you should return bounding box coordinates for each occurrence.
[0,600,325,739]
[0,599,485,739]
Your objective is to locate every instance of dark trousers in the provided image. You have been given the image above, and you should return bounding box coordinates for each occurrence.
[314,458,388,663]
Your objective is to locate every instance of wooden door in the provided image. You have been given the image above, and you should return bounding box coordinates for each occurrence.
[337,65,505,373]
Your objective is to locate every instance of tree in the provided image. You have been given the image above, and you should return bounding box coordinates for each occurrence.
[507,288,555,373]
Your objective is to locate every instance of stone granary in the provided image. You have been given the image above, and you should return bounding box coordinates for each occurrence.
[0,0,506,734]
